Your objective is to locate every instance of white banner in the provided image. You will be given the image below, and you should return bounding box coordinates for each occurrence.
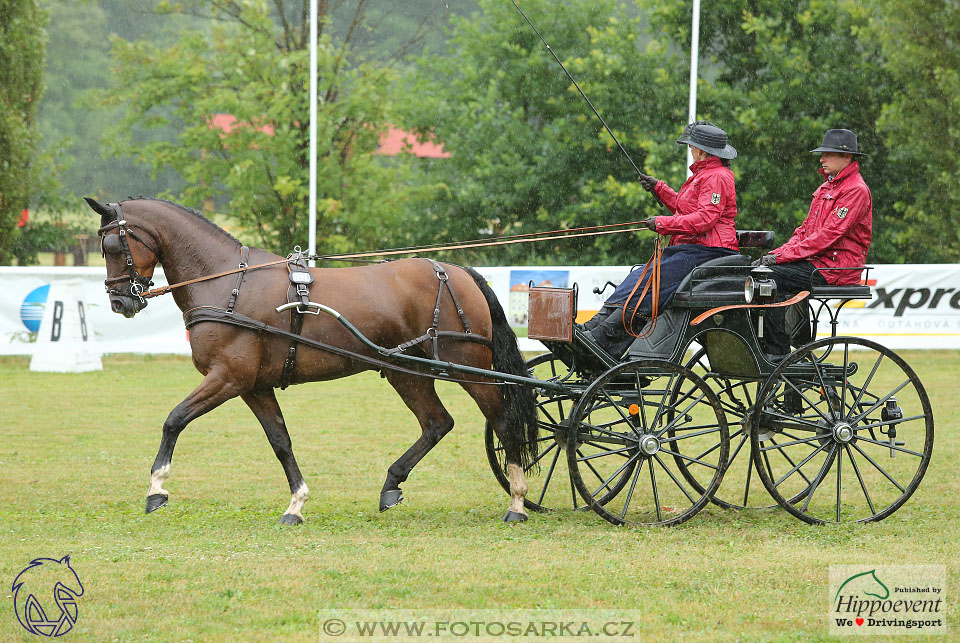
[1,264,958,355]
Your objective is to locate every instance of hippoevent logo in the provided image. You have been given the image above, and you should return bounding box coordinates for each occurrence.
[829,565,945,635]
[11,556,84,637]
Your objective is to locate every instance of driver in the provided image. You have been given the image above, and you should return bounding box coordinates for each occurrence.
[752,128,873,360]
[578,121,740,358]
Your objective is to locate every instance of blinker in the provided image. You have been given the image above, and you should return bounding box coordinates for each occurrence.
[102,233,123,255]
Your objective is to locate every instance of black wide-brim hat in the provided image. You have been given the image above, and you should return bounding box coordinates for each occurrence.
[810,128,866,156]
[676,123,737,160]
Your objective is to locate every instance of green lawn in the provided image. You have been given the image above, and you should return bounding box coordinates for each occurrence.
[1,352,956,641]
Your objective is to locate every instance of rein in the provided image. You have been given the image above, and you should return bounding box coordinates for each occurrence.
[134,219,656,300]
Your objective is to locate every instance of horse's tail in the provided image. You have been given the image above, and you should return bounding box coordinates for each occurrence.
[465,267,539,469]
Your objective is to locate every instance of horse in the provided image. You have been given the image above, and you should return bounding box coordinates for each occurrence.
[83,196,538,524]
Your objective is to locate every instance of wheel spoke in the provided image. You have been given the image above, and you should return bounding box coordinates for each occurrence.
[653,454,699,505]
[835,445,842,522]
[649,457,662,522]
[854,435,925,458]
[800,444,836,514]
[851,379,913,423]
[849,353,885,413]
[661,425,725,442]
[766,436,814,487]
[850,442,906,493]
[658,447,719,470]
[773,441,829,488]
[619,458,644,520]
[578,445,635,463]
[588,452,641,499]
[855,414,927,432]
[537,446,563,505]
[844,444,876,515]
[760,433,825,452]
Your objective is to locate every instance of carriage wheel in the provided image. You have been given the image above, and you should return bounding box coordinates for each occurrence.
[485,354,634,511]
[668,346,780,509]
[751,337,934,524]
[567,360,728,526]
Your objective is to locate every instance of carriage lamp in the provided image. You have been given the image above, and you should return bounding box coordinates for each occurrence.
[880,398,905,458]
[744,266,777,304]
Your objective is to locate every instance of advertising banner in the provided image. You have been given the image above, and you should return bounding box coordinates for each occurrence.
[2,264,959,356]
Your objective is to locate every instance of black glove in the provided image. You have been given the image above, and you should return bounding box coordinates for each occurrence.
[751,254,777,267]
[637,173,658,192]
[640,217,657,231]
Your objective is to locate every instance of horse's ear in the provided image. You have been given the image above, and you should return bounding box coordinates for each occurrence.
[83,197,112,217]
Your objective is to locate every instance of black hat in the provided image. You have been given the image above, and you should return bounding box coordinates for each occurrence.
[676,123,737,160]
[810,129,866,156]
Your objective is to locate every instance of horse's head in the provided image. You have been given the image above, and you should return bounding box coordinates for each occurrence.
[84,197,161,318]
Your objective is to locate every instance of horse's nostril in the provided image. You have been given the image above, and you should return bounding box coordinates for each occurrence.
[111,300,122,312]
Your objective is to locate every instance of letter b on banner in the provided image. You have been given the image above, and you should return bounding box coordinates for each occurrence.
[30,282,102,373]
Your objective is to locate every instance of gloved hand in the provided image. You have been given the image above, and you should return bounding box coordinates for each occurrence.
[637,173,658,192]
[751,254,777,267]
[640,217,657,231]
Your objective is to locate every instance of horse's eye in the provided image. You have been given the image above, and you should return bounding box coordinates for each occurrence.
[102,234,123,255]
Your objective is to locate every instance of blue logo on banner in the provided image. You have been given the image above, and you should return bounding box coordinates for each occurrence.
[20,285,50,332]
[12,556,84,637]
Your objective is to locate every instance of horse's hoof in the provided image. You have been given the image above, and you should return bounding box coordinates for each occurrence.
[379,488,403,512]
[503,510,528,523]
[279,513,303,526]
[145,494,168,514]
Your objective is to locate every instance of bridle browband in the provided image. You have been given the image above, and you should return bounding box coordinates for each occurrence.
[97,202,161,303]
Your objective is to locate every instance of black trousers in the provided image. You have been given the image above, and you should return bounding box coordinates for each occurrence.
[763,261,826,354]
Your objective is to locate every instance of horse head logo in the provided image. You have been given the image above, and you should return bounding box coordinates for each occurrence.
[12,556,84,637]
[834,568,890,602]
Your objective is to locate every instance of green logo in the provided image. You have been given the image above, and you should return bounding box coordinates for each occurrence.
[834,569,889,602]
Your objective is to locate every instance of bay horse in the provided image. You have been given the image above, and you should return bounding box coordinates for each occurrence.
[84,197,537,524]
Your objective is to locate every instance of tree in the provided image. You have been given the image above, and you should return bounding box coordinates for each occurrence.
[400,0,685,265]
[642,0,907,262]
[103,0,412,254]
[0,0,48,263]
[868,0,960,262]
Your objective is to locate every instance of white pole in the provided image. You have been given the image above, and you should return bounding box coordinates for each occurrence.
[308,0,318,266]
[686,0,701,177]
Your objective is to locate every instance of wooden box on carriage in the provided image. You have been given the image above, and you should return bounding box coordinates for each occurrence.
[527,286,576,343]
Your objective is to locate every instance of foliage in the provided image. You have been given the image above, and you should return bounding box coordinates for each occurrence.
[643,0,906,262]
[37,0,182,203]
[0,0,48,263]
[103,0,410,254]
[867,0,960,262]
[400,0,685,265]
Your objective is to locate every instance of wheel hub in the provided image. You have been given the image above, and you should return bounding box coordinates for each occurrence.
[833,422,855,444]
[639,434,660,456]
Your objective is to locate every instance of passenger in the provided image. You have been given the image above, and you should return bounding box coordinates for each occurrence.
[579,121,740,358]
[753,128,873,360]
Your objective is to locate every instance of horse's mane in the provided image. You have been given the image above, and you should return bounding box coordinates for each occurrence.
[128,196,242,245]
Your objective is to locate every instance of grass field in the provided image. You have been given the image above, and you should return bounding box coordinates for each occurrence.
[1,352,957,641]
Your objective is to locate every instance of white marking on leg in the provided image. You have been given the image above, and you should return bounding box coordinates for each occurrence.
[284,482,309,519]
[507,463,528,516]
[147,463,170,497]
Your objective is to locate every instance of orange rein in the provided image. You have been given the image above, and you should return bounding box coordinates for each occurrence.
[620,237,664,339]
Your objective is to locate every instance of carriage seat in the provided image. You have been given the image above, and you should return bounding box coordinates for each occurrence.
[809,284,872,299]
[669,231,778,307]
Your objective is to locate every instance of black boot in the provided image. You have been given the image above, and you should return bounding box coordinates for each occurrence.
[577,305,619,333]
[584,309,637,359]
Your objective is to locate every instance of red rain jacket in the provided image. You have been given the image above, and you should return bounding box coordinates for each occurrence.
[773,161,872,285]
[651,156,739,251]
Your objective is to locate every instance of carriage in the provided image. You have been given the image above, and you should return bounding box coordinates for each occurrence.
[486,230,934,526]
[87,197,933,527]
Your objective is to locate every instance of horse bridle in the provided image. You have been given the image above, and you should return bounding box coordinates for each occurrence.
[96,202,161,303]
